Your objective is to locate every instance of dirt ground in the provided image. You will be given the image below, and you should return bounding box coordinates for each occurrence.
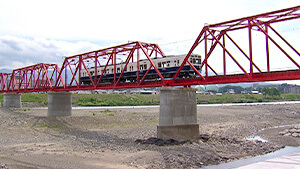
[0,103,300,169]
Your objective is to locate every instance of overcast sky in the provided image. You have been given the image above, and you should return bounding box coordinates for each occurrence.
[0,0,299,75]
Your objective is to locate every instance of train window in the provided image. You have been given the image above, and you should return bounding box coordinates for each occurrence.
[124,67,127,72]
[117,68,120,73]
[144,64,147,70]
[107,69,109,74]
[112,69,114,73]
[158,62,161,68]
[196,59,201,64]
[167,61,170,67]
[162,62,166,68]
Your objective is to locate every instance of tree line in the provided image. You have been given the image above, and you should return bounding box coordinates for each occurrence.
[219,85,281,96]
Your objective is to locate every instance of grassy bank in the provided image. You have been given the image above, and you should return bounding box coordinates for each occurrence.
[0,93,300,106]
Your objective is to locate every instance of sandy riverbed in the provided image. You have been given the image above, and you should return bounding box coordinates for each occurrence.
[0,103,299,168]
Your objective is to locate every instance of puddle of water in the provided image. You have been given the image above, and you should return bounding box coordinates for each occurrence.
[245,136,268,142]
[203,146,300,169]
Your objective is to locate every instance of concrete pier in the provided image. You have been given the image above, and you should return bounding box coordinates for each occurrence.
[157,87,199,141]
[3,93,22,108]
[48,91,72,116]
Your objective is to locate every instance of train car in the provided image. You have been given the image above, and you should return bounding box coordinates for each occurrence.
[80,54,201,85]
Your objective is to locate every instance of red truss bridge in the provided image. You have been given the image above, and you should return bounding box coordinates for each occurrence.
[1,6,300,93]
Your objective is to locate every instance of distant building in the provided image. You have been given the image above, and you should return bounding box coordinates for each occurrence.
[195,85,219,95]
[253,83,280,90]
[284,85,300,94]
[226,89,235,94]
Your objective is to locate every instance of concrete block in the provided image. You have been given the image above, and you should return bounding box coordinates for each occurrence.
[48,91,72,116]
[3,93,21,108]
[157,124,200,141]
[158,87,199,140]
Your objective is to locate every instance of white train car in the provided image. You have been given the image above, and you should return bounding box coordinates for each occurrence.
[80,54,201,84]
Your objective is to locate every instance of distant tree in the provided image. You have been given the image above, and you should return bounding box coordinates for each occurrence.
[262,87,280,97]
[219,85,244,94]
[262,87,269,96]
[270,87,281,96]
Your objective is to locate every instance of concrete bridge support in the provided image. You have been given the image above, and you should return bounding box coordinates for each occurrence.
[48,91,72,116]
[3,93,22,108]
[157,87,199,141]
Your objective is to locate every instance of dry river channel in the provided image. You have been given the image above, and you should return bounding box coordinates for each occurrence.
[0,102,300,168]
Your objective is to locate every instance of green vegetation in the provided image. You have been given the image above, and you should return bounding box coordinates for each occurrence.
[1,90,300,107]
[73,94,160,106]
[219,85,245,94]
[21,93,48,104]
[0,93,48,104]
[262,87,281,97]
[197,93,300,104]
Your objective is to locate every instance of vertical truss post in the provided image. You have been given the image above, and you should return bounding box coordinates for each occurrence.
[205,31,208,77]
[223,33,226,75]
[137,47,140,83]
[265,23,270,72]
[248,19,253,76]
[94,51,98,85]
[113,50,117,86]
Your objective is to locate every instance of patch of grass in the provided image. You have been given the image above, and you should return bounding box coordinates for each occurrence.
[39,124,49,128]
[2,92,300,108]
[102,109,111,113]
[21,93,48,103]
[106,113,115,116]
[73,94,160,106]
[22,108,30,111]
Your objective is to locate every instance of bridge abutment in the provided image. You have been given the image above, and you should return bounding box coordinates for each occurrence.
[3,93,22,108]
[157,87,199,141]
[48,91,72,116]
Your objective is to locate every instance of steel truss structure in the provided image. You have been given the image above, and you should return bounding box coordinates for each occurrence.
[0,6,300,93]
[173,6,300,86]
[0,63,62,92]
[54,41,166,91]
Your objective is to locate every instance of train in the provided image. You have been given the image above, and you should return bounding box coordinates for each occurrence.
[80,54,202,85]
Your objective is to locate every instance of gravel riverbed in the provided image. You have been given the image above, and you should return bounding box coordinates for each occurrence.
[0,103,299,168]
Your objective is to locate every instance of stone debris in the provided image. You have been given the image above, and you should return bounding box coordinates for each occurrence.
[279,124,300,137]
[135,137,192,146]
[0,163,8,169]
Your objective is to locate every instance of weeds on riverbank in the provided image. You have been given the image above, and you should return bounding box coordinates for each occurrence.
[0,93,300,106]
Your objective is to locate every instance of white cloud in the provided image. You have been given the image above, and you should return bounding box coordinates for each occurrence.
[0,35,102,70]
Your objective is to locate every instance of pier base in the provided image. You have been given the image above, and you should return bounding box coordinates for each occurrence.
[157,87,199,141]
[3,93,21,108]
[48,92,72,116]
